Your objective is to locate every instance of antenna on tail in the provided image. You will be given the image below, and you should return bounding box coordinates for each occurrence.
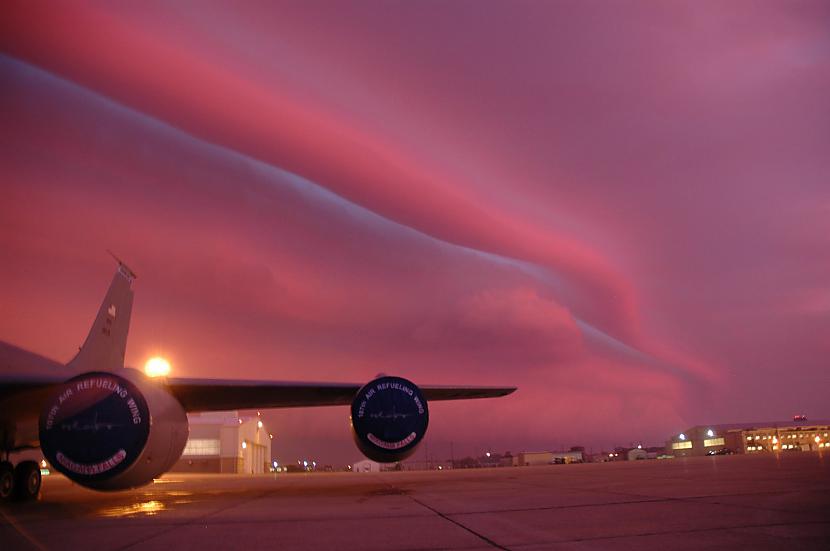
[107,249,137,281]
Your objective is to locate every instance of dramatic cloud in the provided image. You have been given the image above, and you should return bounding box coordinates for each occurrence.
[1,1,828,462]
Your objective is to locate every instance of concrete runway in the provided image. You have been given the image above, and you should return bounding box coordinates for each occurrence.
[2,453,828,550]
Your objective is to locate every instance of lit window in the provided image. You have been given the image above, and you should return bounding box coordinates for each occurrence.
[672,441,692,450]
[704,437,725,447]
[182,438,220,456]
[754,436,760,440]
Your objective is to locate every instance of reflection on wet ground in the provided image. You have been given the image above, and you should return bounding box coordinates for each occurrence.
[94,490,195,518]
[96,500,166,518]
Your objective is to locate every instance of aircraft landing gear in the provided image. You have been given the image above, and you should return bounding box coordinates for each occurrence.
[0,461,13,500]
[0,460,41,501]
[14,461,42,501]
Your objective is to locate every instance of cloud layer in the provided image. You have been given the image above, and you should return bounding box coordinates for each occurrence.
[1,1,828,461]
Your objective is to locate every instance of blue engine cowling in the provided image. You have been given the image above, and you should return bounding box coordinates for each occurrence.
[350,376,429,463]
[38,369,188,490]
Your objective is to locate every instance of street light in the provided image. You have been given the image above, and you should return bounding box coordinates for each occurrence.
[144,357,171,378]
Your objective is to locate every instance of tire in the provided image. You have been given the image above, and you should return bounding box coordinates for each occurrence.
[0,461,13,501]
[13,460,41,501]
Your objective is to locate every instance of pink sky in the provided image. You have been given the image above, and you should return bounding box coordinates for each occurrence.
[1,1,828,463]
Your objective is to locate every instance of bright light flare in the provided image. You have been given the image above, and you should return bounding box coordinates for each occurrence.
[144,356,171,377]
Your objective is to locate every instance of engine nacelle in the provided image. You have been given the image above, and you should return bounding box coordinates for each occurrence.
[350,376,429,463]
[39,369,188,491]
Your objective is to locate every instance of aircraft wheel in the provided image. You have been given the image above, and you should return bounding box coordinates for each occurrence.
[0,461,13,500]
[13,461,41,501]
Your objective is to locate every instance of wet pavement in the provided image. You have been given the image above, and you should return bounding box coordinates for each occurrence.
[2,453,828,550]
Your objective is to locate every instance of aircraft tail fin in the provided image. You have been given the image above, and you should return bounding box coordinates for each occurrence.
[68,255,136,371]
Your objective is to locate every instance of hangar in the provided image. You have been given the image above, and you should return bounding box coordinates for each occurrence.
[171,411,272,473]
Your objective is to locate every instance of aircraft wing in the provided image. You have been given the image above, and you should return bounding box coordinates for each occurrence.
[0,373,515,414]
[165,378,516,412]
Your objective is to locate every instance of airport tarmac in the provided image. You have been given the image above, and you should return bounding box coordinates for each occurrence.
[1,453,828,550]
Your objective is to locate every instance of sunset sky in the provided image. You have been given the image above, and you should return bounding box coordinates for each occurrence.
[1,1,828,463]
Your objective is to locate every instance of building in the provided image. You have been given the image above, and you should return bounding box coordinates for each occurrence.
[667,419,830,457]
[511,449,585,466]
[171,411,272,473]
[352,459,382,472]
[551,450,584,464]
[626,448,647,461]
[513,451,553,466]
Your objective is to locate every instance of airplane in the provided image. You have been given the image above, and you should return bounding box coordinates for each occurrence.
[0,259,516,501]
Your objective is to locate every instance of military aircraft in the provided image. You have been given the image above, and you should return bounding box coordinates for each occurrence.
[0,259,515,501]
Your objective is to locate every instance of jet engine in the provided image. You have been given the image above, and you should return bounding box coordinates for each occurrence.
[350,376,429,463]
[38,369,188,491]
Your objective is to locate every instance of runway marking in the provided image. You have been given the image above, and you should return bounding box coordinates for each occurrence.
[407,490,830,547]
[550,519,830,544]
[406,494,511,550]
[368,475,512,550]
[0,507,48,551]
[502,472,824,516]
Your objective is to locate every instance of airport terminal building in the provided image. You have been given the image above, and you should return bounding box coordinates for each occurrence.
[171,411,272,473]
[667,419,830,457]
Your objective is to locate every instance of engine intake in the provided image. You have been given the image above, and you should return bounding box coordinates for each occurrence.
[350,376,429,463]
[39,369,188,490]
